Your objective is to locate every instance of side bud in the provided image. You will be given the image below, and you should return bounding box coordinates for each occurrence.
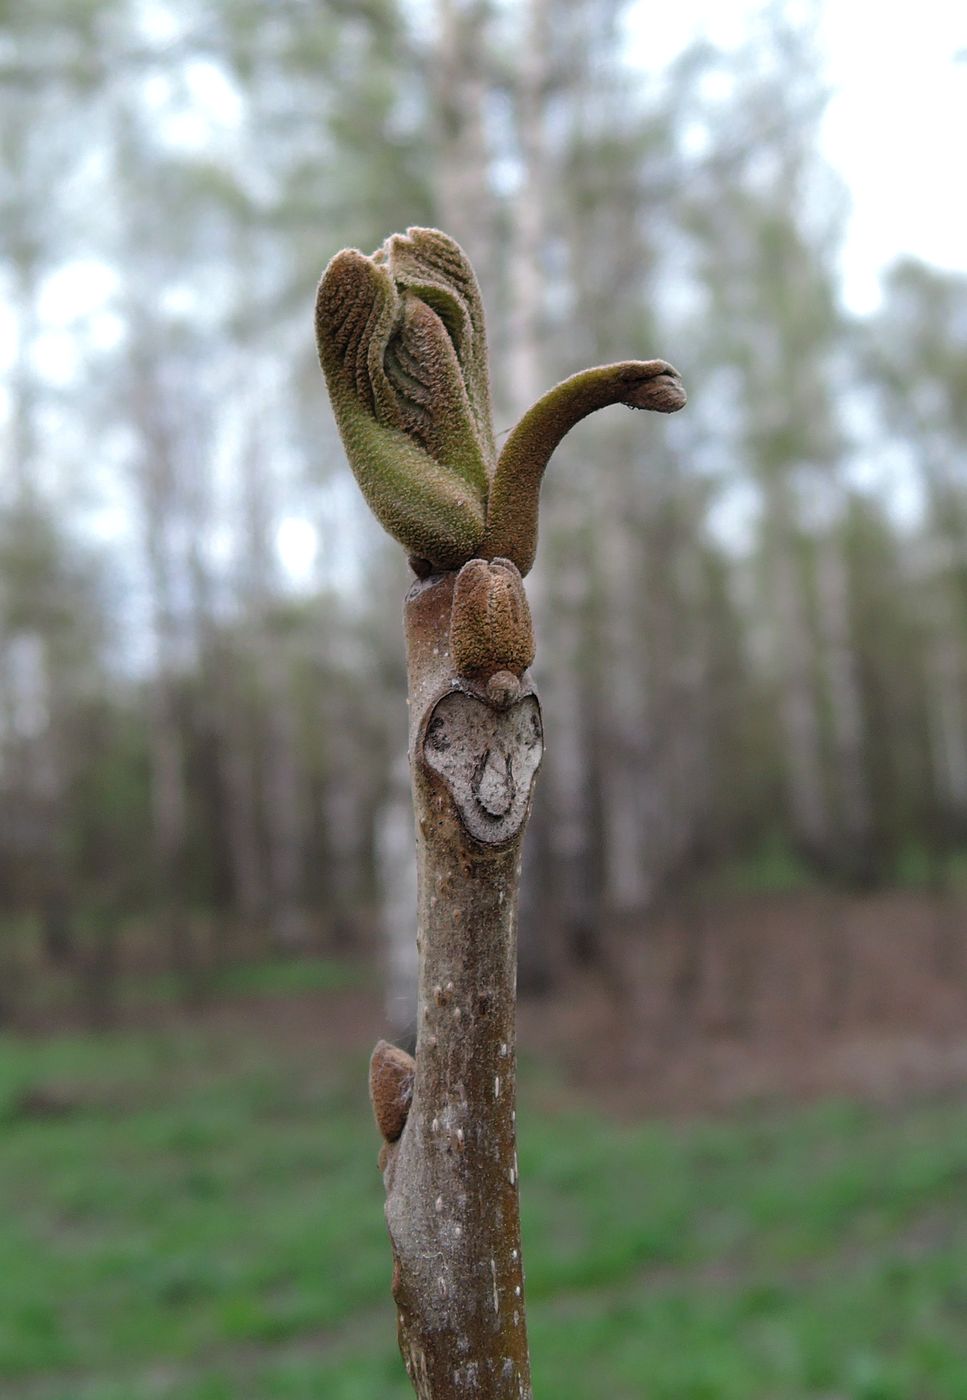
[450,558,535,684]
[369,1040,416,1144]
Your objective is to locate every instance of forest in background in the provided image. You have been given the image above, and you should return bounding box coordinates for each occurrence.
[3,0,967,1031]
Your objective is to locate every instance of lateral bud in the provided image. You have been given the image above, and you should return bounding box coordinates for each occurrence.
[369,1040,416,1143]
[450,557,535,683]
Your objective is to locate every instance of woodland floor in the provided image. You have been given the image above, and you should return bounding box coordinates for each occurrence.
[2,890,966,1398]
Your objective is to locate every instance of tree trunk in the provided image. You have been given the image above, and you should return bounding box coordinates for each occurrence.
[506,0,592,979]
[239,437,310,949]
[923,579,967,824]
[597,471,657,920]
[815,525,872,873]
[378,750,420,1042]
[129,340,193,978]
[216,658,265,935]
[765,480,828,857]
[434,0,494,290]
[376,570,541,1397]
[147,668,192,973]
[538,551,595,968]
[143,517,192,978]
[261,632,309,949]
[185,469,265,939]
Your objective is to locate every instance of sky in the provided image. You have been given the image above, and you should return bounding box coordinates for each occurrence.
[819,1,967,313]
[625,0,967,314]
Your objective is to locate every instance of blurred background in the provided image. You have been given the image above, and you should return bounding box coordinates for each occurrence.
[2,1,967,1396]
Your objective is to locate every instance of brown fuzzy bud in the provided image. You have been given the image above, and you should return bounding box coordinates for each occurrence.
[486,670,521,709]
[369,1040,416,1143]
[450,558,535,682]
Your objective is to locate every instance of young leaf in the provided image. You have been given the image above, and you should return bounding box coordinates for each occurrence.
[482,359,687,575]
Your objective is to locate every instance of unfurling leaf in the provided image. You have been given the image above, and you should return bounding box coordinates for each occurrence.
[315,229,494,570]
[482,360,687,576]
[315,228,686,576]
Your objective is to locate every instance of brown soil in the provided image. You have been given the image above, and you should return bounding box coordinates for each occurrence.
[194,890,967,1118]
[519,889,967,1116]
[15,890,967,1119]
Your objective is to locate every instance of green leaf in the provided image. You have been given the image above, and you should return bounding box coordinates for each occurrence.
[315,232,493,570]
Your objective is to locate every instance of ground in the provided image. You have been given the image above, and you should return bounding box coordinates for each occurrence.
[1,924,966,1400]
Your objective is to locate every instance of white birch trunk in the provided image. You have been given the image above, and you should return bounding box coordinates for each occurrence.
[815,524,872,856]
[507,0,594,965]
[377,751,420,1039]
[766,480,828,855]
[434,0,494,287]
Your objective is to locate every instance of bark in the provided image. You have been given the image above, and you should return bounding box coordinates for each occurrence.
[505,0,548,418]
[378,751,420,1041]
[377,570,541,1398]
[147,669,191,973]
[815,526,872,868]
[216,662,265,933]
[538,550,595,970]
[319,685,371,947]
[8,252,38,502]
[261,633,310,948]
[596,438,657,921]
[138,409,192,976]
[665,505,715,870]
[504,0,593,977]
[185,465,265,935]
[123,322,196,976]
[925,596,967,819]
[765,478,828,857]
[434,0,494,291]
[915,460,967,833]
[1,633,74,958]
[240,438,310,948]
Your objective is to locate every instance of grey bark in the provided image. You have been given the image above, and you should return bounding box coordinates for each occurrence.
[378,572,540,1398]
[216,660,265,932]
[185,465,265,934]
[765,477,828,854]
[923,578,967,815]
[815,524,871,855]
[506,0,594,970]
[595,432,658,918]
[240,438,310,948]
[131,356,192,973]
[434,0,494,290]
[378,751,420,1040]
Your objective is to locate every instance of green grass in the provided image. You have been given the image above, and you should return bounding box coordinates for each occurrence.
[1,947,367,1020]
[706,837,967,895]
[114,956,366,1006]
[1,1017,966,1398]
[709,835,820,894]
